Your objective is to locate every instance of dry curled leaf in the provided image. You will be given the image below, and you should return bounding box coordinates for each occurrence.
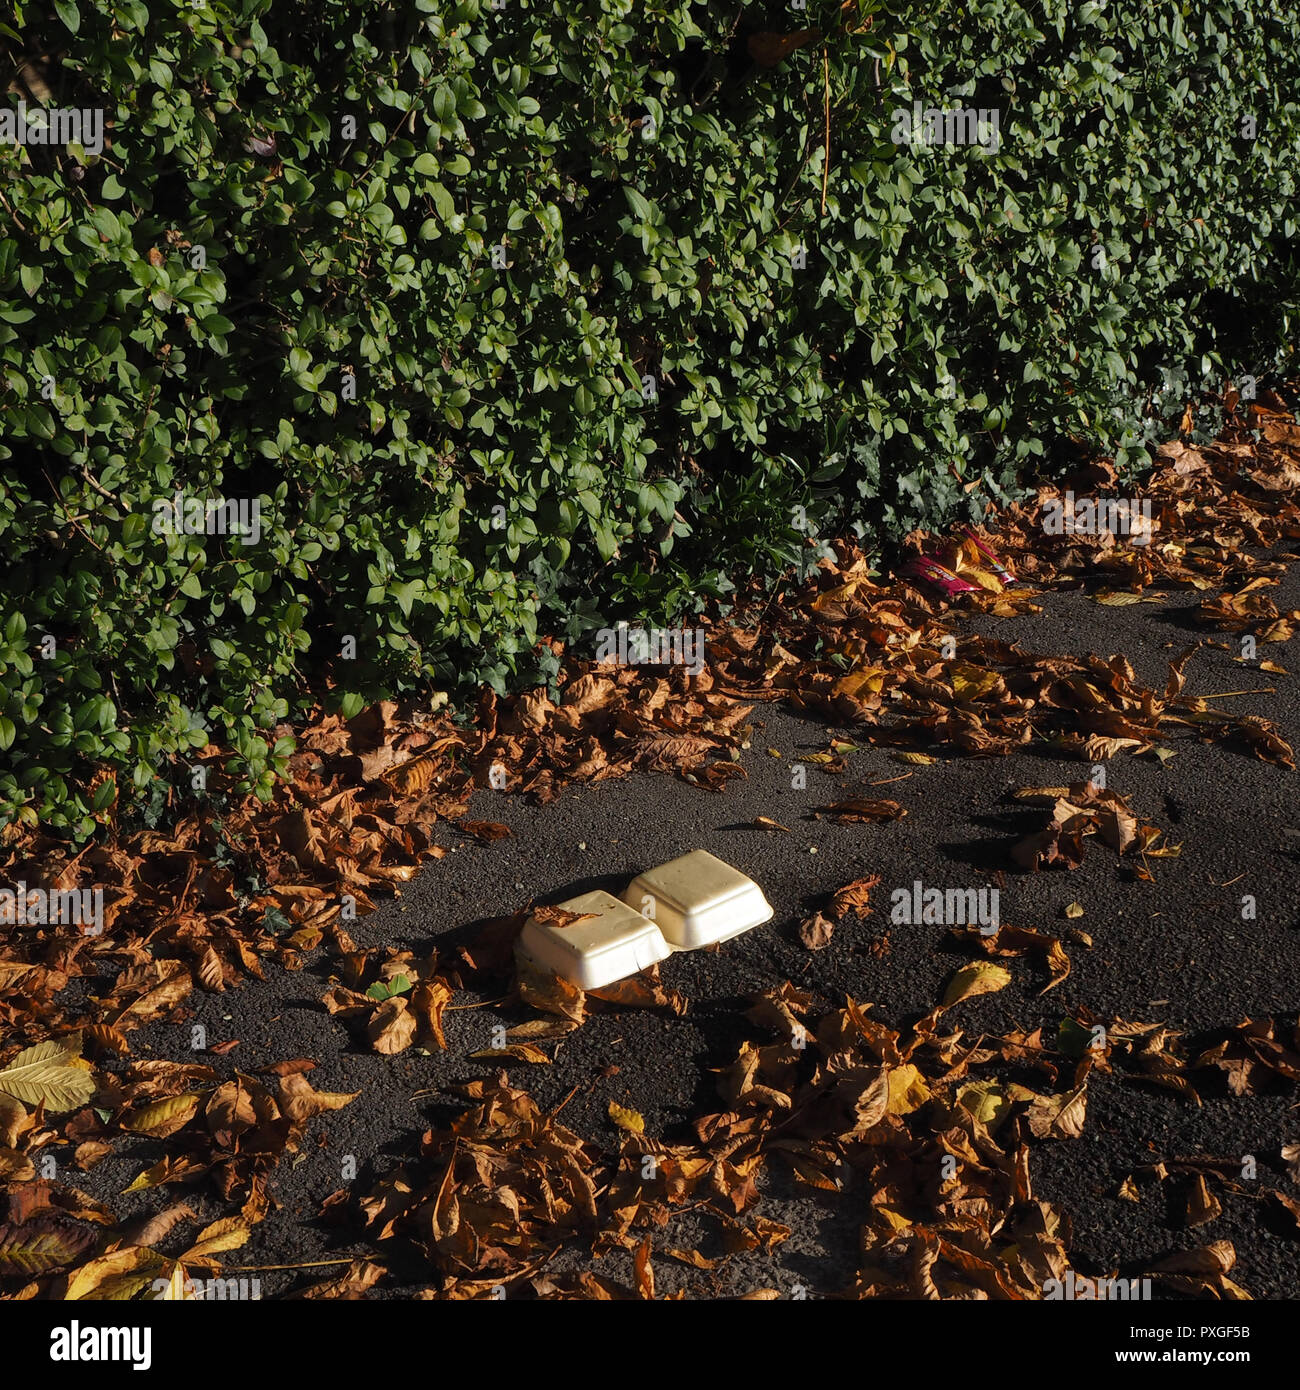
[798,912,835,951]
[818,798,907,824]
[829,875,881,919]
[942,961,1011,1008]
[1186,1173,1223,1228]
[469,1042,551,1064]
[366,997,416,1055]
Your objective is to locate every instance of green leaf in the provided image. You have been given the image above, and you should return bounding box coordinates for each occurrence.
[52,0,80,34]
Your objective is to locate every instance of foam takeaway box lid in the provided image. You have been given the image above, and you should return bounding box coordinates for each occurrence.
[621,849,774,950]
[517,889,672,990]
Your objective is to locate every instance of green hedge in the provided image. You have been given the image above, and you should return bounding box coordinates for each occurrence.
[1,0,1297,835]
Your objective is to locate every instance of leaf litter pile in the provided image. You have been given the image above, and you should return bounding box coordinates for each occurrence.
[2,395,1299,1298]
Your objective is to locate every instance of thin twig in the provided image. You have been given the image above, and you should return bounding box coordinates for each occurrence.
[228,1258,360,1272]
[445,995,507,1010]
[78,466,118,506]
[549,1081,583,1119]
[820,47,831,216]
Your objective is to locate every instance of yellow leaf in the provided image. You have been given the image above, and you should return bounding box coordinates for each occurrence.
[1094,590,1146,606]
[185,1217,250,1261]
[122,1091,202,1137]
[608,1101,645,1134]
[0,1036,95,1112]
[885,1064,930,1115]
[153,1262,195,1300]
[122,1155,193,1193]
[950,663,1001,700]
[1064,902,1084,919]
[942,961,1012,1008]
[957,1079,1014,1128]
[833,666,888,703]
[64,1246,166,1301]
[892,751,936,765]
[877,1206,913,1231]
[958,564,1004,593]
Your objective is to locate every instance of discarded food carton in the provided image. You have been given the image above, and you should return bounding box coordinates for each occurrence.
[622,849,773,950]
[517,889,671,990]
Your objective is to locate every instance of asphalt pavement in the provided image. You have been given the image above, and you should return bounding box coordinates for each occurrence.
[72,568,1300,1299]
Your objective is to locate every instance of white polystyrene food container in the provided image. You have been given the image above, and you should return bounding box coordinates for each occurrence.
[621,850,774,950]
[517,889,671,990]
